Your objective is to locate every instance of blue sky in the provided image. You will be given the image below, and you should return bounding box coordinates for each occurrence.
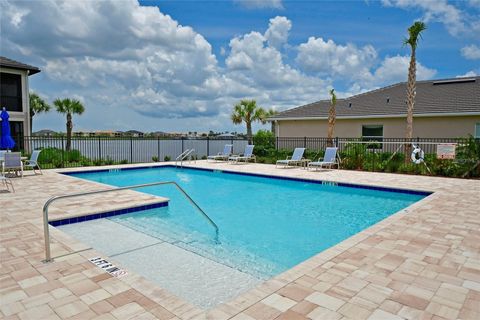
[1,0,479,133]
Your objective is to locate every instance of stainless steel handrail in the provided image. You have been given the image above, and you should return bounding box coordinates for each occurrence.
[175,149,195,167]
[175,149,192,161]
[42,181,219,262]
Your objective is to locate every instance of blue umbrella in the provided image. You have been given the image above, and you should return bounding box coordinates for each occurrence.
[0,108,16,150]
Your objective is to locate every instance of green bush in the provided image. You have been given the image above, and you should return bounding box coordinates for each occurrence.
[152,156,159,162]
[164,156,171,162]
[120,159,128,164]
[104,157,114,165]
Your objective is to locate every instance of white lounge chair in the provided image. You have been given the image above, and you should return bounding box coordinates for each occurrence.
[24,150,43,174]
[207,144,233,162]
[276,147,305,168]
[308,147,338,170]
[0,150,8,161]
[229,145,255,164]
[2,152,23,177]
[0,173,14,192]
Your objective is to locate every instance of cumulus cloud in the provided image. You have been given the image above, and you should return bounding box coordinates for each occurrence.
[461,45,480,60]
[234,0,283,9]
[1,0,223,119]
[372,55,437,84]
[382,0,479,38]
[225,17,327,107]
[264,16,291,49]
[457,70,478,77]
[0,0,439,132]
[296,37,377,81]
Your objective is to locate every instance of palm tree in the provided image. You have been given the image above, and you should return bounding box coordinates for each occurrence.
[231,99,266,143]
[327,88,337,146]
[404,21,426,159]
[265,108,279,134]
[53,98,85,151]
[29,92,50,135]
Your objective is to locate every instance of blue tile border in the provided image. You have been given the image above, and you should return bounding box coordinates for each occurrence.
[49,201,169,227]
[60,164,432,197]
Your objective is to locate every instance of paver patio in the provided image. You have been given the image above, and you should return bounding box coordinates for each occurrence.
[1,161,479,319]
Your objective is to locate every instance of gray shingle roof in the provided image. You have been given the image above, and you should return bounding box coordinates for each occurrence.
[0,56,41,75]
[271,77,480,120]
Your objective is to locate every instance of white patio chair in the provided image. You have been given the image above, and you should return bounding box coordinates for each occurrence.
[2,152,23,177]
[276,148,305,168]
[0,173,14,192]
[207,144,233,162]
[308,147,338,170]
[24,150,43,175]
[228,145,255,164]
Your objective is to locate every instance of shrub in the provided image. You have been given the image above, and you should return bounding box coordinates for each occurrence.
[120,159,128,164]
[164,156,171,162]
[152,156,159,162]
[104,157,114,165]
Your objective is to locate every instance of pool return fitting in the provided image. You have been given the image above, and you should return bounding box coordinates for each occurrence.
[42,181,219,263]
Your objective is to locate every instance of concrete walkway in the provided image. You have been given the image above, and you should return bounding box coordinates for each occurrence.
[1,161,479,319]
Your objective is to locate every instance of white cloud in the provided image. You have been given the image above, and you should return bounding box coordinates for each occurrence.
[461,45,480,60]
[457,70,478,77]
[296,37,377,81]
[382,0,479,38]
[372,55,437,84]
[264,16,291,49]
[225,18,328,107]
[469,0,480,8]
[234,0,283,9]
[0,1,440,132]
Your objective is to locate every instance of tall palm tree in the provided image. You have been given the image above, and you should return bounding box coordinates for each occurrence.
[327,88,337,146]
[29,92,50,135]
[265,108,279,134]
[404,21,426,158]
[53,98,85,151]
[231,99,266,143]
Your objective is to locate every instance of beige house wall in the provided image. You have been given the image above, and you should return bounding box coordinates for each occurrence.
[276,116,480,138]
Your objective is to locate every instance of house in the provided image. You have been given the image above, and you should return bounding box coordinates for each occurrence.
[124,130,144,137]
[0,56,41,140]
[32,129,56,137]
[269,76,480,139]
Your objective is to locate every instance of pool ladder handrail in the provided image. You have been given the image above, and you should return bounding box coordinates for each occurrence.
[42,180,219,263]
[175,149,196,167]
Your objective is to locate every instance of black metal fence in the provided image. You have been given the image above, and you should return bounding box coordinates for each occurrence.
[8,135,479,177]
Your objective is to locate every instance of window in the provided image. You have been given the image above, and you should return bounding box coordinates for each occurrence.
[362,125,383,138]
[475,123,480,138]
[0,72,23,112]
[362,125,383,149]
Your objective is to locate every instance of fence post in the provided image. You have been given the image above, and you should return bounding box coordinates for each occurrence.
[304,136,307,148]
[276,137,279,150]
[98,137,101,160]
[61,136,65,168]
[335,137,339,148]
[206,136,209,157]
[130,137,133,163]
[181,137,184,153]
[157,137,160,161]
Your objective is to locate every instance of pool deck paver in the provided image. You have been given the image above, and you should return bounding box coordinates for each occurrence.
[0,161,479,319]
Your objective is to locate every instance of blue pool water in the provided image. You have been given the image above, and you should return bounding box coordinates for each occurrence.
[67,166,426,278]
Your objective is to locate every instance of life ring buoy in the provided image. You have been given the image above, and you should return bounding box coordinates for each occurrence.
[411,146,424,164]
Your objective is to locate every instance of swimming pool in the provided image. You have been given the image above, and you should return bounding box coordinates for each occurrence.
[63,166,427,279]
